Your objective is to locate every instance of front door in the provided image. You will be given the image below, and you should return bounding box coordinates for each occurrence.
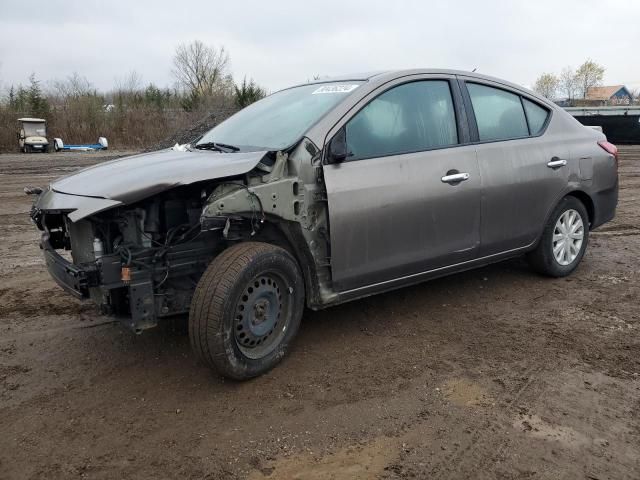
[323,79,482,292]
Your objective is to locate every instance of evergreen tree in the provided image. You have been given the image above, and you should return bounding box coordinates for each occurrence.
[26,73,50,117]
[234,77,266,108]
[7,85,16,109]
[15,85,29,112]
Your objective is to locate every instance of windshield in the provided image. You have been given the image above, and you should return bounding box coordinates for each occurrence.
[23,123,46,136]
[196,82,363,151]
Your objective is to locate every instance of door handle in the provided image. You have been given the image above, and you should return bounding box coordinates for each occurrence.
[547,158,567,169]
[441,172,470,184]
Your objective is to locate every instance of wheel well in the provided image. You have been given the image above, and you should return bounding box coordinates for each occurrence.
[565,191,595,227]
[241,219,321,308]
[249,221,293,253]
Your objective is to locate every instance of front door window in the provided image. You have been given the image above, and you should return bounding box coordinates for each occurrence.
[346,80,459,161]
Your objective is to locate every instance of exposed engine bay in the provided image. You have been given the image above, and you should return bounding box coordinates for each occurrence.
[34,182,229,331]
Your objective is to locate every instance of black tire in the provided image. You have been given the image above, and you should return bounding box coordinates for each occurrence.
[527,196,589,277]
[189,242,305,380]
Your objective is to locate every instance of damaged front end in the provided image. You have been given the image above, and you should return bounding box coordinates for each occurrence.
[28,140,334,333]
[31,183,224,332]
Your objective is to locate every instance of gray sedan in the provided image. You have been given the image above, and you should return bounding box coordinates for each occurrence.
[30,69,618,379]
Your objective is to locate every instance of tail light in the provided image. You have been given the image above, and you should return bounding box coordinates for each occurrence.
[598,140,618,171]
[598,140,618,160]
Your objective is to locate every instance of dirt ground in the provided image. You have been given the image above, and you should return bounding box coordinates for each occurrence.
[0,148,638,480]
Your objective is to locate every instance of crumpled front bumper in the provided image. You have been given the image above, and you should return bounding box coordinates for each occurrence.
[39,231,157,332]
[30,187,118,299]
[41,238,97,299]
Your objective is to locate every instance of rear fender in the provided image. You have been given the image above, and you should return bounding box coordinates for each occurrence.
[532,189,596,250]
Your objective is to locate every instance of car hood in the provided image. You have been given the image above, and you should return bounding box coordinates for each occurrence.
[51,148,268,204]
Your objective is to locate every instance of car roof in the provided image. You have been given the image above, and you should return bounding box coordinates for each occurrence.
[301,69,561,149]
[303,71,390,83]
[296,69,542,104]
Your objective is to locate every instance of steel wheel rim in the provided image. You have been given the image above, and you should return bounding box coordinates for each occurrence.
[233,272,290,359]
[552,209,584,266]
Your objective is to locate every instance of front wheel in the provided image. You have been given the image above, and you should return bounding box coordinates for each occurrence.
[527,196,589,277]
[189,242,305,380]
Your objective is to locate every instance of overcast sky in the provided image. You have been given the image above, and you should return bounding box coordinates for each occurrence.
[1,0,639,94]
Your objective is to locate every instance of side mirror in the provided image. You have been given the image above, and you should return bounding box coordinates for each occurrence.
[326,127,350,164]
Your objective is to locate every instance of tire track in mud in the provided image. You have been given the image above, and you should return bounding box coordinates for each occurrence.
[592,229,640,237]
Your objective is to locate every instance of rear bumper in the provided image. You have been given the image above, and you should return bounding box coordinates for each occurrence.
[591,178,619,230]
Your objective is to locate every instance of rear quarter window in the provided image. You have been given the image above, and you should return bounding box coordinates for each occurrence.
[523,98,550,135]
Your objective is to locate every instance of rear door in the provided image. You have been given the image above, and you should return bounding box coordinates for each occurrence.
[323,76,481,291]
[460,79,571,256]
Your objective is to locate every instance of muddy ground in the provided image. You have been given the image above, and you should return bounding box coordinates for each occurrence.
[0,148,638,480]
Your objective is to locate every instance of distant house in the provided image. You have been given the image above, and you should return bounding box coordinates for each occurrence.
[584,85,632,106]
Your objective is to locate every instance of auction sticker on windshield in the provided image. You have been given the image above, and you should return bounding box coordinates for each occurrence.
[312,84,360,94]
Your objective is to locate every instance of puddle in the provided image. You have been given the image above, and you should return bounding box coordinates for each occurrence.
[248,436,397,480]
[442,378,494,407]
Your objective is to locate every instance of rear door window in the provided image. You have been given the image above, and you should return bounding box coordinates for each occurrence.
[346,80,458,160]
[523,98,550,135]
[467,83,529,141]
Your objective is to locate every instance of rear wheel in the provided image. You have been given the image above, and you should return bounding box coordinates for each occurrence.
[189,242,305,380]
[527,196,589,277]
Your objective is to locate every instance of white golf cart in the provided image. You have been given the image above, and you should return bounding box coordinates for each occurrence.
[18,118,50,153]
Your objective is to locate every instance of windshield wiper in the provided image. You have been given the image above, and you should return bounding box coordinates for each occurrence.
[194,142,240,152]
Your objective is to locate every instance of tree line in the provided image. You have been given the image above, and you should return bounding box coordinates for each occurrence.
[0,40,268,151]
[533,59,638,104]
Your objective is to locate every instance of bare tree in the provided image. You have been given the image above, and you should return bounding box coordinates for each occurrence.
[575,59,605,99]
[533,73,559,100]
[560,67,579,103]
[172,40,232,98]
[114,70,143,94]
[51,72,94,99]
